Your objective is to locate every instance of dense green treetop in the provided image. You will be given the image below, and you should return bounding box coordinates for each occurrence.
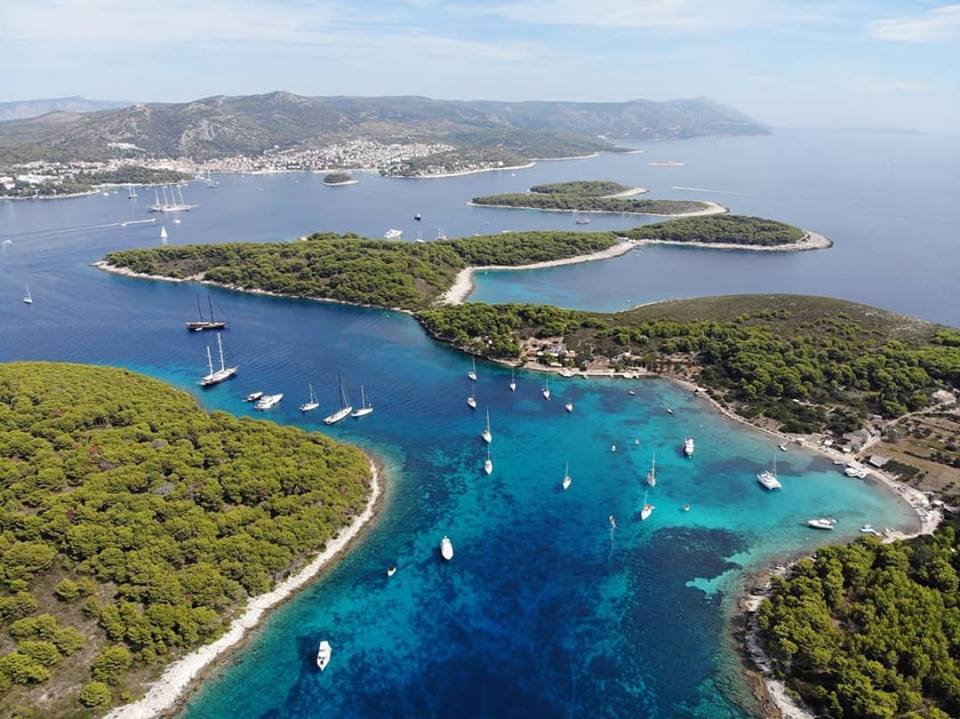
[623,215,807,246]
[418,296,959,435]
[471,191,708,215]
[757,519,960,719]
[528,181,632,196]
[322,173,354,185]
[102,231,618,310]
[0,363,372,717]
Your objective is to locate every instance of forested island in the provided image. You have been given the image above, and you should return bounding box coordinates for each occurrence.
[0,166,191,199]
[322,172,356,186]
[471,180,718,216]
[625,214,809,247]
[0,363,373,717]
[418,296,960,469]
[100,231,619,310]
[756,519,960,719]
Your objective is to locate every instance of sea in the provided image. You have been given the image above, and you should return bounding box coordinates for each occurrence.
[0,128,948,718]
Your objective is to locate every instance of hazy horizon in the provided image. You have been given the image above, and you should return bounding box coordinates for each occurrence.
[1,1,958,132]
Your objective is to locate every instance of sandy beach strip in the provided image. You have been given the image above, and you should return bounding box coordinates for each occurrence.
[437,240,640,305]
[466,199,727,218]
[105,459,383,719]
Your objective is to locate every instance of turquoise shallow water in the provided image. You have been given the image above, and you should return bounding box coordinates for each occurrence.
[0,135,923,717]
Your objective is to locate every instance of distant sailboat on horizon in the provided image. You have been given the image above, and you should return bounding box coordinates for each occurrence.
[22,284,32,304]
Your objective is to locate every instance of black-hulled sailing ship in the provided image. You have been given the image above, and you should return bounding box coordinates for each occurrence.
[186,295,227,332]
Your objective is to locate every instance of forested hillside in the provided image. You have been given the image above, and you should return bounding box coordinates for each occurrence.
[0,363,372,717]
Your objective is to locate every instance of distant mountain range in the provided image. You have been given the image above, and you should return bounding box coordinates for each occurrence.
[0,96,129,122]
[0,91,766,164]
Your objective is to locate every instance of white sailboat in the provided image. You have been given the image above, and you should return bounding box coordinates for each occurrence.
[323,372,353,425]
[467,357,477,382]
[564,402,573,413]
[481,409,492,443]
[640,489,654,521]
[415,229,424,243]
[467,391,477,410]
[160,225,168,242]
[299,383,319,412]
[683,437,695,457]
[127,184,137,199]
[483,447,493,475]
[440,535,454,560]
[22,284,32,304]
[757,457,782,490]
[509,368,517,392]
[316,641,332,671]
[436,227,447,241]
[562,462,571,491]
[351,385,373,417]
[149,184,196,212]
[542,378,551,400]
[199,334,238,386]
[646,451,656,487]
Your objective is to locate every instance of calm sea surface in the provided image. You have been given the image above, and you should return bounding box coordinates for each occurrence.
[0,129,936,718]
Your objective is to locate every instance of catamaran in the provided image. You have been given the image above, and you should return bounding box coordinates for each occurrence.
[509,368,517,392]
[481,410,492,443]
[22,285,32,305]
[640,489,655,521]
[562,462,571,491]
[351,385,373,417]
[542,378,551,400]
[757,457,782,490]
[483,447,493,475]
[254,393,283,410]
[683,437,695,457]
[323,372,353,425]
[199,334,237,386]
[440,536,454,560]
[185,295,226,331]
[646,451,657,487]
[299,384,320,412]
[468,357,477,382]
[316,641,332,671]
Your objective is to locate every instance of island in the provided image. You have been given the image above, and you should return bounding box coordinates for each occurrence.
[0,362,377,717]
[321,172,357,186]
[470,179,724,216]
[751,518,960,719]
[0,166,192,199]
[623,214,832,251]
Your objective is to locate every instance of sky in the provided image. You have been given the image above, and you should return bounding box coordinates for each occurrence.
[0,0,957,131]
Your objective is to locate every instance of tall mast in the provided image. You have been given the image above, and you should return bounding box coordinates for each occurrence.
[208,296,215,322]
[206,345,214,375]
[217,334,226,372]
[196,294,204,321]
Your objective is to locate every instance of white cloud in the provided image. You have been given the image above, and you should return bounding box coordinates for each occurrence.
[475,0,835,32]
[867,4,960,43]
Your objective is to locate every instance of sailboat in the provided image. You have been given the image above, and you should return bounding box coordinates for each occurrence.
[483,447,493,475]
[436,227,447,241]
[542,378,551,400]
[646,451,656,487]
[467,357,477,382]
[415,229,424,243]
[509,368,517,392]
[683,437,695,457]
[127,184,138,199]
[199,334,238,386]
[299,384,319,412]
[316,641,332,671]
[481,410,492,443]
[22,284,32,305]
[757,456,782,490]
[351,385,373,417]
[467,391,477,410]
[562,462,571,491]
[185,295,226,331]
[640,489,655,521]
[564,402,573,413]
[160,225,168,242]
[323,372,353,425]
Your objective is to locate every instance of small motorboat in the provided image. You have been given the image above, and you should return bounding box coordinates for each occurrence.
[807,518,837,530]
[414,213,422,221]
[634,438,641,446]
[778,444,787,452]
[441,535,454,560]
[608,515,617,528]
[562,462,571,491]
[666,408,674,415]
[628,390,636,396]
[564,402,573,413]
[244,391,263,402]
[682,503,691,512]
[610,444,617,453]
[386,566,397,577]
[316,640,332,671]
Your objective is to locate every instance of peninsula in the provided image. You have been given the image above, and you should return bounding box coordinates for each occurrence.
[471,179,725,216]
[0,363,377,718]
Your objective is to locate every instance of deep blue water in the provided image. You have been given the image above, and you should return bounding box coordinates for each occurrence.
[0,130,926,718]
